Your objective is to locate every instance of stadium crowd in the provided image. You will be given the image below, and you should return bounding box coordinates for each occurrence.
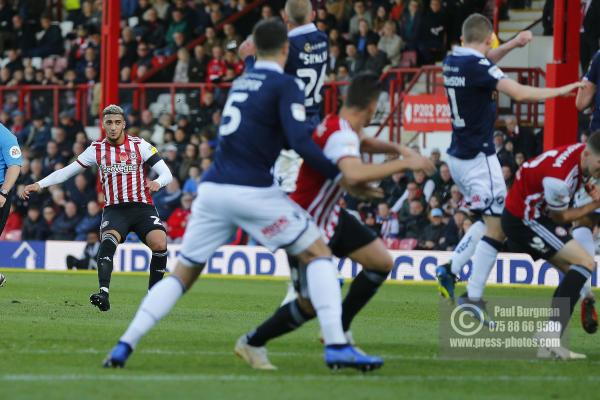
[0,0,548,253]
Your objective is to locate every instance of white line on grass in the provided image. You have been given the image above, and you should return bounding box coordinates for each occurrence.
[0,374,597,383]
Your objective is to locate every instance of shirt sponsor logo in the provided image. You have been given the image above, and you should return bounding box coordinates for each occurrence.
[119,152,129,162]
[9,145,21,159]
[100,164,138,174]
[291,103,306,122]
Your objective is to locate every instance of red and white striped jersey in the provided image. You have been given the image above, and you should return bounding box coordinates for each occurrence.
[505,143,585,220]
[77,135,158,206]
[290,114,361,241]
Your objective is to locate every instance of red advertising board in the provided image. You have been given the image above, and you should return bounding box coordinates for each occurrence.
[402,94,452,132]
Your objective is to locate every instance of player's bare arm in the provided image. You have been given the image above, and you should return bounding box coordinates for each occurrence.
[548,200,600,224]
[486,30,532,64]
[576,80,596,111]
[497,78,584,102]
[337,154,434,186]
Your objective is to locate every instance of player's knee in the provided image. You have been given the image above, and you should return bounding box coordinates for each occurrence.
[580,255,596,272]
[364,253,393,273]
[296,296,316,317]
[295,239,332,266]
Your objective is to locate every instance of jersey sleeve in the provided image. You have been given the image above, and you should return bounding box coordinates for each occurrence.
[470,58,506,90]
[76,144,98,168]
[139,139,161,166]
[323,130,361,163]
[584,51,600,83]
[0,128,22,167]
[542,177,570,211]
[278,77,339,180]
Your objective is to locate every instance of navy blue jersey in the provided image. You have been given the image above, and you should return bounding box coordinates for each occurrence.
[286,23,329,120]
[584,50,600,131]
[203,60,338,187]
[443,47,506,159]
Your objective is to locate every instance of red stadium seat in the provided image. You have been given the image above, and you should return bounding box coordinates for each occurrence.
[398,238,417,250]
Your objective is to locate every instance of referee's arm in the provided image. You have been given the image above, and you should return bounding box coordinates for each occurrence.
[0,127,22,207]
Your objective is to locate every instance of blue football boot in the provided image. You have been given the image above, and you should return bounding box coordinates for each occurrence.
[324,345,383,372]
[436,263,458,301]
[103,341,133,368]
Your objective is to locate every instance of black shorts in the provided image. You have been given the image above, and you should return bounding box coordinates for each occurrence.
[501,209,572,260]
[100,203,165,243]
[290,208,378,298]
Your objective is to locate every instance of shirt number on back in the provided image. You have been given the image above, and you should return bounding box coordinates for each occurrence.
[447,88,466,128]
[523,150,558,169]
[297,64,326,107]
[219,92,249,136]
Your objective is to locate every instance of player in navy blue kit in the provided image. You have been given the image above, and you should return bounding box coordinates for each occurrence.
[570,50,600,333]
[103,19,383,371]
[435,14,582,317]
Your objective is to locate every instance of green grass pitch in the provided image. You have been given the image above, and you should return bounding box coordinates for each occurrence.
[0,269,598,400]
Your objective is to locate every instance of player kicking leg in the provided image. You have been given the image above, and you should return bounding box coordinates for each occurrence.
[502,135,600,359]
[22,105,173,311]
[103,20,382,371]
[437,14,582,310]
[236,73,435,369]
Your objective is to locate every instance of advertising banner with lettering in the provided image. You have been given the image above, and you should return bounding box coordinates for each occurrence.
[402,94,452,132]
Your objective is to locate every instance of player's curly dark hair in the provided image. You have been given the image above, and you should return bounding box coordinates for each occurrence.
[345,72,382,109]
[253,19,288,57]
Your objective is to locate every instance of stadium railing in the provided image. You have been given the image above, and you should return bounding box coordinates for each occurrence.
[0,66,545,137]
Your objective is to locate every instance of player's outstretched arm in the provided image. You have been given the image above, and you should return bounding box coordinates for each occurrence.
[549,201,600,224]
[497,78,584,102]
[146,159,173,192]
[576,80,596,111]
[487,31,532,64]
[21,161,84,199]
[338,154,434,186]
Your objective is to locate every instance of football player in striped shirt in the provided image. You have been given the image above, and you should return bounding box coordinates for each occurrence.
[22,105,173,311]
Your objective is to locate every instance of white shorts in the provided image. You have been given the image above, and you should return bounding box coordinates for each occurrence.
[574,178,600,214]
[448,152,507,216]
[178,182,322,266]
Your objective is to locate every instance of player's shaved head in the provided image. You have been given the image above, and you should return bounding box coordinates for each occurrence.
[285,0,312,26]
[253,19,288,57]
[462,13,493,44]
[102,104,125,119]
[345,72,381,109]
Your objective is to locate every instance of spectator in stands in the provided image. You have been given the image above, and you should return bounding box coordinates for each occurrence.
[58,111,84,144]
[502,165,514,188]
[10,14,35,56]
[139,7,167,51]
[316,6,336,32]
[166,193,193,243]
[178,143,200,182]
[66,231,100,269]
[153,0,171,20]
[132,42,154,76]
[354,19,378,55]
[378,20,403,67]
[372,6,388,35]
[418,207,445,250]
[203,26,222,55]
[207,45,226,82]
[196,91,219,129]
[5,48,22,74]
[514,152,526,169]
[401,199,427,239]
[223,23,242,48]
[376,201,400,239]
[27,14,64,58]
[21,115,51,158]
[22,206,47,240]
[189,44,208,82]
[363,41,388,75]
[349,1,372,36]
[0,0,14,53]
[182,165,201,196]
[327,43,344,75]
[442,184,463,216]
[380,171,409,206]
[66,173,95,211]
[328,28,348,55]
[399,0,422,52]
[439,208,467,250]
[173,47,190,83]
[260,4,274,20]
[39,205,56,238]
[418,0,447,65]
[154,179,182,220]
[42,140,65,174]
[393,181,422,219]
[1,204,22,240]
[503,115,537,159]
[74,200,101,241]
[345,43,365,76]
[412,169,435,202]
[390,0,406,22]
[166,8,189,46]
[50,201,81,240]
[433,162,453,204]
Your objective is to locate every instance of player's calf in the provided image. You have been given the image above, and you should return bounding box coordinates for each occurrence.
[91,231,119,311]
[148,249,168,290]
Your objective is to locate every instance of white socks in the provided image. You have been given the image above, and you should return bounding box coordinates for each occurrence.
[572,226,595,299]
[120,276,185,348]
[467,237,501,301]
[451,220,486,276]
[306,257,347,345]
